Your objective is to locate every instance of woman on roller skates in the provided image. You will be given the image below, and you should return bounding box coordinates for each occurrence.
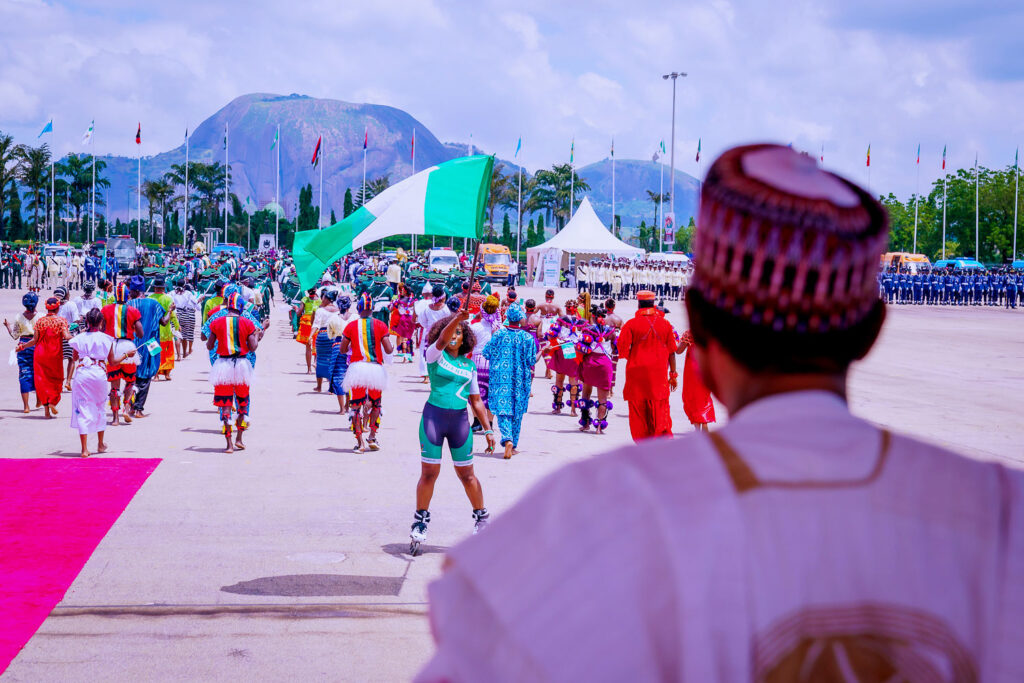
[409,309,496,556]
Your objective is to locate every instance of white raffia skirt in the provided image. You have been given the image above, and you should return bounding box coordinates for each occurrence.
[342,360,388,392]
[209,357,254,387]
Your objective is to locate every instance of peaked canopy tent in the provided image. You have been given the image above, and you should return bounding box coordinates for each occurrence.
[525,196,644,284]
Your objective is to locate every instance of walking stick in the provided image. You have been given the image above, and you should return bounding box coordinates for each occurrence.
[462,240,481,312]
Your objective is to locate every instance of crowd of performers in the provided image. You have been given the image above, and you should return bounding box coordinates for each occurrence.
[4,248,277,456]
[879,268,1023,308]
[573,259,692,300]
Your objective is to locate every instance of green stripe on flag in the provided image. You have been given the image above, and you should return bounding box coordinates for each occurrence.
[423,155,492,238]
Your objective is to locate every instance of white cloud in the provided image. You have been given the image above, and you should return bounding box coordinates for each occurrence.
[1,0,1022,197]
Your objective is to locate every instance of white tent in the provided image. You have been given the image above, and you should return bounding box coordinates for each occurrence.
[526,197,643,285]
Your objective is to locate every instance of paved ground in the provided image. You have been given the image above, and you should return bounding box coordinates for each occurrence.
[1,285,1022,681]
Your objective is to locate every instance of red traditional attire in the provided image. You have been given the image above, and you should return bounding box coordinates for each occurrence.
[678,331,716,426]
[32,314,68,407]
[616,307,676,441]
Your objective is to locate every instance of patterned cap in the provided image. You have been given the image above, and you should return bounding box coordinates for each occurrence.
[356,292,373,314]
[115,282,130,303]
[637,290,656,301]
[226,293,243,311]
[692,144,887,333]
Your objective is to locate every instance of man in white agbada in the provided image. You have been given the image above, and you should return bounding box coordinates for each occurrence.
[417,143,1024,682]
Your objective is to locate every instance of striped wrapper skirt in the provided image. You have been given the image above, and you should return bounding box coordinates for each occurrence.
[178,308,196,341]
[329,341,349,396]
[315,330,335,379]
[17,336,34,394]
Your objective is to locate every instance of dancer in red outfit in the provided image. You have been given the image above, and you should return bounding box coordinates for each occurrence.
[676,330,716,431]
[615,290,677,441]
[18,298,72,418]
[206,293,260,453]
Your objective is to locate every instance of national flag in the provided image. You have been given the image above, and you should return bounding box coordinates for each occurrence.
[411,129,415,160]
[611,139,615,158]
[38,119,53,138]
[292,155,494,290]
[659,140,666,154]
[866,144,871,167]
[311,135,322,167]
[916,143,920,165]
[514,137,521,159]
[81,121,94,145]
[363,128,368,150]
[570,139,575,164]
[185,127,189,139]
[695,138,701,163]
[820,144,824,163]
[270,128,278,150]
[135,123,141,145]
[942,145,947,170]
[1016,148,1019,170]
[223,124,228,150]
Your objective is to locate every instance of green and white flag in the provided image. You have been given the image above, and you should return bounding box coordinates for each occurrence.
[270,129,279,150]
[293,154,494,289]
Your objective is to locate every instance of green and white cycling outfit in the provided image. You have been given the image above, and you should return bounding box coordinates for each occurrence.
[420,344,480,466]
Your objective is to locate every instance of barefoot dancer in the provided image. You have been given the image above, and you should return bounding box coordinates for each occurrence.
[4,293,39,413]
[409,309,496,554]
[69,309,114,457]
[207,293,261,453]
[101,282,142,425]
[339,293,394,452]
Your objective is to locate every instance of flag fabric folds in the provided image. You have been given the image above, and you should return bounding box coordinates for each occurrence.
[270,128,278,150]
[659,140,666,154]
[610,139,614,158]
[942,145,947,170]
[695,138,701,162]
[820,144,824,163]
[570,139,574,164]
[38,120,53,138]
[514,137,521,159]
[866,144,871,167]
[410,130,415,160]
[916,144,920,165]
[81,121,94,145]
[135,124,141,145]
[311,136,322,167]
[292,155,494,290]
[363,128,368,150]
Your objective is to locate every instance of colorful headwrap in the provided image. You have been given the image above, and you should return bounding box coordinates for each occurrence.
[505,304,525,323]
[482,295,500,315]
[356,292,373,314]
[692,143,887,333]
[53,286,68,300]
[226,293,243,311]
[45,297,60,312]
[22,292,38,310]
[338,296,352,313]
[115,282,130,303]
[129,275,145,291]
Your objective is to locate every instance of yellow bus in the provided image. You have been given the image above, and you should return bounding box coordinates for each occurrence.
[477,243,512,281]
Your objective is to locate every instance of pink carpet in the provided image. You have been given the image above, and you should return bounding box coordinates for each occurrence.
[0,458,160,673]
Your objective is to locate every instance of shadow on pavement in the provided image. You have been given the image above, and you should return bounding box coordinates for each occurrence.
[221,573,404,597]
[381,542,448,558]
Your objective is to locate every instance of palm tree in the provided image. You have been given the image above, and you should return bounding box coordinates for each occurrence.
[646,190,670,228]
[499,173,532,248]
[530,163,590,231]
[487,163,513,232]
[17,144,51,239]
[356,175,391,207]
[0,133,22,236]
[143,178,174,244]
[56,153,110,240]
[164,161,199,222]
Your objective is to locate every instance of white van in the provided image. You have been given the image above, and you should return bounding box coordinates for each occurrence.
[426,248,460,273]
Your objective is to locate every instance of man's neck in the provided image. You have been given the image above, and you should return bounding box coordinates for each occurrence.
[729,373,848,416]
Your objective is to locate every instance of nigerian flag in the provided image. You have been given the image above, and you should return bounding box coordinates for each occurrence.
[293,154,493,289]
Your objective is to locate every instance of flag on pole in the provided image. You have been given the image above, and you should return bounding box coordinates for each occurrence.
[514,137,521,159]
[611,139,615,158]
[38,119,53,138]
[942,145,947,170]
[185,127,189,139]
[81,120,94,145]
[363,128,368,150]
[916,143,920,165]
[820,144,824,163]
[311,136,322,167]
[570,139,575,164]
[293,155,494,290]
[135,123,141,145]
[270,128,278,150]
[410,129,415,160]
[659,140,666,154]
[695,138,701,163]
[1016,148,1019,169]
[866,144,871,167]
[223,124,228,150]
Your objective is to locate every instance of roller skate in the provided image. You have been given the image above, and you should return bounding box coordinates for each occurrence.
[410,509,430,556]
[472,508,490,535]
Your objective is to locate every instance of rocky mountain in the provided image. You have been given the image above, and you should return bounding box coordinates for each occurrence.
[93,93,699,232]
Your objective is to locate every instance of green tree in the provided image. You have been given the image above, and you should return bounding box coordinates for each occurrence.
[674,216,695,252]
[330,209,337,225]
[356,176,390,207]
[0,133,21,237]
[57,153,110,240]
[343,188,354,217]
[528,163,590,231]
[487,163,513,232]
[17,143,51,239]
[297,184,317,232]
[536,214,546,243]
[646,189,669,229]
[501,213,512,246]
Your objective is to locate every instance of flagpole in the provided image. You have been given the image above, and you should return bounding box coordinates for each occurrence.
[974,153,979,260]
[90,129,96,242]
[913,146,920,253]
[658,156,664,250]
[318,136,324,230]
[137,139,141,243]
[184,128,189,251]
[275,124,280,250]
[224,123,229,242]
[411,128,416,254]
[516,152,522,264]
[942,171,948,260]
[1015,149,1019,260]
[248,213,251,252]
[611,139,616,231]
[50,158,55,243]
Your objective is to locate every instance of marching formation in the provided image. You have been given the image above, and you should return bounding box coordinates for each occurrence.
[880,268,1023,307]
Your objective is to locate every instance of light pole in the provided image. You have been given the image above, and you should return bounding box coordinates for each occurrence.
[662,70,687,251]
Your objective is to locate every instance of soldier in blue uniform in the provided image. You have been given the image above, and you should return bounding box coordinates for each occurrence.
[1005,273,1018,309]
[882,269,895,303]
[912,272,924,304]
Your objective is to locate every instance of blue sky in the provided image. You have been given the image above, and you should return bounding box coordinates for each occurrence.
[2,0,1023,197]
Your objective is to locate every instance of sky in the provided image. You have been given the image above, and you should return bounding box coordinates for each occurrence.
[2,0,1024,198]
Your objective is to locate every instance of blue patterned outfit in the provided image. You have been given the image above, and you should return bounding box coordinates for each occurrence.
[481,326,535,447]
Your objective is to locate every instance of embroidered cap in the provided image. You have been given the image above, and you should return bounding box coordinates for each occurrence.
[691,144,887,333]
